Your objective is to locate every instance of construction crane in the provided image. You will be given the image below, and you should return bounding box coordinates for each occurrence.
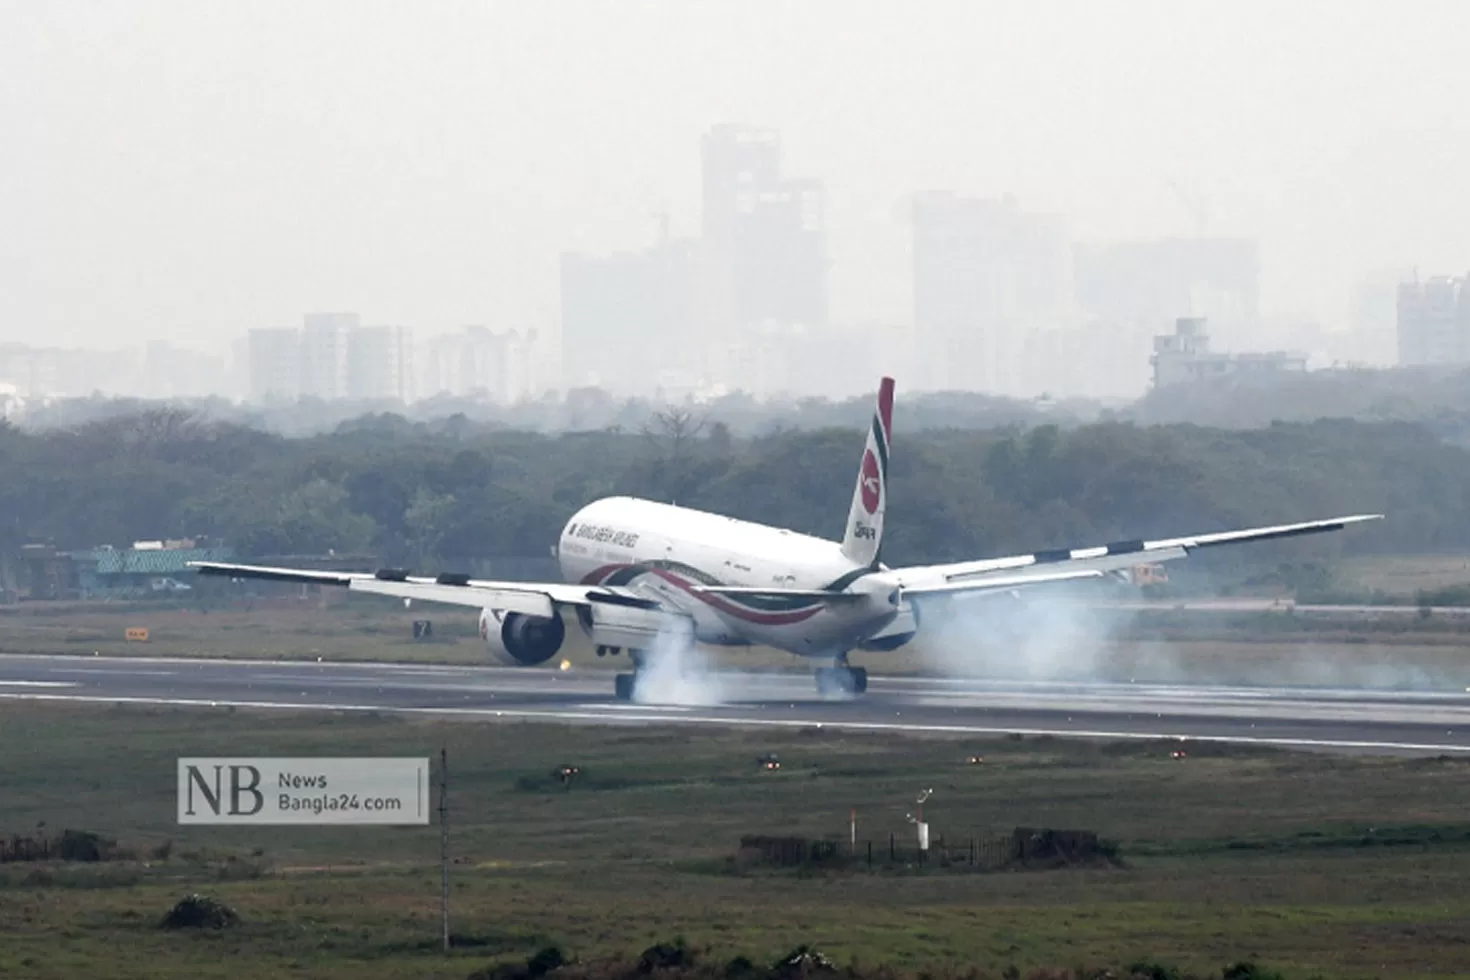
[1167,179,1208,238]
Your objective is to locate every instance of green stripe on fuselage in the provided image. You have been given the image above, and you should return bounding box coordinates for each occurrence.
[608,561,825,613]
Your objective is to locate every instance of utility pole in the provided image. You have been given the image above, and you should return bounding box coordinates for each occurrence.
[439,745,449,954]
[911,788,933,856]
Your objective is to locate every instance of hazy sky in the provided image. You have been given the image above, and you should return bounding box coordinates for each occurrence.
[4,0,1468,353]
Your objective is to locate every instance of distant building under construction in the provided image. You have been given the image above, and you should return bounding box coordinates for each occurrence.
[1150,317,1307,389]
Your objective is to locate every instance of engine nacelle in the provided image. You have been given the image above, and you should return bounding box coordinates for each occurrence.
[479,608,566,666]
[857,600,919,652]
[574,598,695,651]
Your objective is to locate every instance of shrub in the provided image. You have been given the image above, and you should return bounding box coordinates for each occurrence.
[638,940,694,973]
[1222,964,1285,980]
[160,893,240,930]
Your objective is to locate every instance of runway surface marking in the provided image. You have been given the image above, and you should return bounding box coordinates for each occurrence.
[0,680,76,688]
[3,690,1469,755]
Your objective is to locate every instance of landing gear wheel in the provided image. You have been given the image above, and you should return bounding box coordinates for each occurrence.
[815,666,867,697]
[614,672,637,701]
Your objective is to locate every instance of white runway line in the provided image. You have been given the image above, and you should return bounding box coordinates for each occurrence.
[3,690,1469,754]
[586,703,695,713]
[0,680,77,688]
[42,669,179,678]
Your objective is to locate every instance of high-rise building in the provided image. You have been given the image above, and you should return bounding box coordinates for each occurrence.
[299,312,356,400]
[911,192,1072,394]
[418,326,537,404]
[0,344,140,398]
[346,325,413,402]
[246,327,301,401]
[701,125,827,334]
[1397,274,1468,366]
[1337,276,1403,367]
[701,125,782,245]
[245,315,433,403]
[559,239,698,393]
[555,125,826,397]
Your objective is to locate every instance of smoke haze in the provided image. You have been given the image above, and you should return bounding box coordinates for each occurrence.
[4,0,1469,402]
[910,587,1465,692]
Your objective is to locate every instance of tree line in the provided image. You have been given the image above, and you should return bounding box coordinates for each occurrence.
[0,408,1458,579]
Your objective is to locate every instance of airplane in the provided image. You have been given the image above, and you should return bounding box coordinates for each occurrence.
[189,377,1382,701]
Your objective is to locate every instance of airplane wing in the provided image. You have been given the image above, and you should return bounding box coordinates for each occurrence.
[187,561,657,618]
[889,514,1384,592]
[900,567,1106,598]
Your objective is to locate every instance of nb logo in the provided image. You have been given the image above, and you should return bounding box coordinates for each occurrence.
[183,764,264,817]
[861,476,881,496]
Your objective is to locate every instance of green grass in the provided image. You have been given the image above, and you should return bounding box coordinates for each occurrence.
[3,702,1470,979]
[1337,554,1470,598]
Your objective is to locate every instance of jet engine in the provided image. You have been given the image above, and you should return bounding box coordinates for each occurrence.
[479,608,566,666]
[857,600,919,652]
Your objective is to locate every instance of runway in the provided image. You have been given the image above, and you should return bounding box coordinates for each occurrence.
[3,653,1470,755]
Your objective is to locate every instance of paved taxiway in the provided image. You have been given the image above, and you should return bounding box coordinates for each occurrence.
[2,654,1470,755]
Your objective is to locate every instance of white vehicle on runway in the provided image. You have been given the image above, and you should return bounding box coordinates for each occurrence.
[189,378,1381,701]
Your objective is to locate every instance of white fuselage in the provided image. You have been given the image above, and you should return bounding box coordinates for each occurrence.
[552,496,913,658]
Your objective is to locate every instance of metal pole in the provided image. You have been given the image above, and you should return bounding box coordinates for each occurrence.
[440,745,449,954]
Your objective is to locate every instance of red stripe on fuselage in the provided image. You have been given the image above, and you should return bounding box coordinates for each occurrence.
[648,568,825,626]
[580,564,626,585]
[578,562,824,626]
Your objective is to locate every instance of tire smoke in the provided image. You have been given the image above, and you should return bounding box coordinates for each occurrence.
[912,586,1138,682]
[629,628,730,706]
[911,586,1462,691]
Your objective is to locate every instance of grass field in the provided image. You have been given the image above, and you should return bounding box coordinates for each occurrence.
[3,701,1470,979]
[1339,555,1470,597]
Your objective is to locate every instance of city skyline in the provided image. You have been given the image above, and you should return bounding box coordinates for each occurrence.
[6,2,1469,355]
[4,114,1425,409]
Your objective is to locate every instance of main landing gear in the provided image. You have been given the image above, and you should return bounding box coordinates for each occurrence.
[598,644,642,701]
[814,654,867,697]
[613,649,647,701]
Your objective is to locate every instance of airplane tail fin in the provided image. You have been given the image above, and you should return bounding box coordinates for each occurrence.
[840,377,894,569]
